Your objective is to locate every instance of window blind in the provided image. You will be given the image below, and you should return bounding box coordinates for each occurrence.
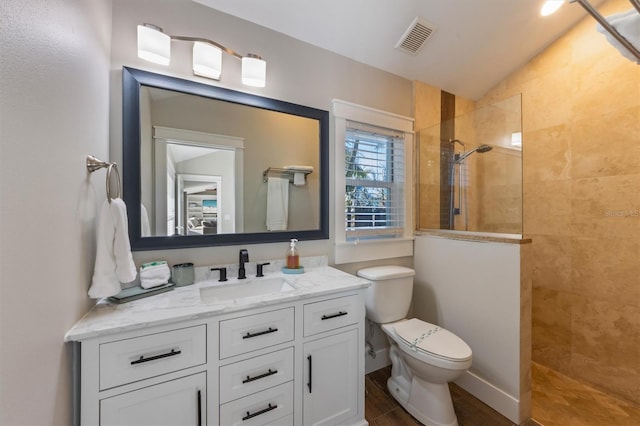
[345,121,405,239]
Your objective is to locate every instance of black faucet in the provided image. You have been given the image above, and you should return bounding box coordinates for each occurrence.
[256,262,270,277]
[210,267,227,282]
[238,249,249,279]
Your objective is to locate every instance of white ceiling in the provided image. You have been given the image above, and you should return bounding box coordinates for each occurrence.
[195,0,606,100]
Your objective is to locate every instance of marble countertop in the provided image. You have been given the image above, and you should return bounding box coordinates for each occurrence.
[65,264,370,342]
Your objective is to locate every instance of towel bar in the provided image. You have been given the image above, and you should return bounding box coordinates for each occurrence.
[262,167,313,183]
[86,155,121,202]
[570,0,640,62]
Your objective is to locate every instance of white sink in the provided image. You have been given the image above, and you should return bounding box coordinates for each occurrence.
[199,277,297,303]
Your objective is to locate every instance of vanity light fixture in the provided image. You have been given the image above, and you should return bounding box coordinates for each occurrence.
[137,23,267,87]
[540,0,565,16]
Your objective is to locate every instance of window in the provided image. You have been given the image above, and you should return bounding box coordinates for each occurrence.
[345,123,405,239]
[333,100,414,264]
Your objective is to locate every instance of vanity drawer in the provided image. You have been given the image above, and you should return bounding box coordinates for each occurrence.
[219,381,293,426]
[220,347,294,403]
[303,295,361,337]
[219,308,294,359]
[99,325,206,390]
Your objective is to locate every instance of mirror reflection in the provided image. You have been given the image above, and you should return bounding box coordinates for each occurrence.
[123,67,329,250]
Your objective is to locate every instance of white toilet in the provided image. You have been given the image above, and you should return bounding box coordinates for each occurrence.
[357,266,472,426]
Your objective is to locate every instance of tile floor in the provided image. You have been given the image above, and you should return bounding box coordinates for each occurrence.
[531,362,640,426]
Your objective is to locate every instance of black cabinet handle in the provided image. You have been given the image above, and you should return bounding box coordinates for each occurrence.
[243,327,278,339]
[197,390,202,426]
[242,368,278,384]
[307,355,312,393]
[321,311,348,320]
[130,349,181,365]
[242,403,277,421]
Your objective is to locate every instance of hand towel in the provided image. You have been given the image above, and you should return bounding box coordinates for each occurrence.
[89,198,137,299]
[139,261,171,289]
[597,9,640,64]
[140,203,151,237]
[266,176,289,231]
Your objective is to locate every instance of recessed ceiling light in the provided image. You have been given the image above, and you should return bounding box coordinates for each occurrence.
[541,0,565,17]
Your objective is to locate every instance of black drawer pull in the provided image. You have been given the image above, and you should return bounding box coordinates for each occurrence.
[321,311,348,320]
[197,390,202,426]
[243,327,278,339]
[242,368,278,384]
[131,349,181,365]
[242,403,277,421]
[307,355,312,393]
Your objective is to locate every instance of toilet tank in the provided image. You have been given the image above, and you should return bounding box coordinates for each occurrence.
[357,266,415,324]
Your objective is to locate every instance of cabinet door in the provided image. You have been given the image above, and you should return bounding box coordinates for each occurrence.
[100,372,206,426]
[303,329,358,426]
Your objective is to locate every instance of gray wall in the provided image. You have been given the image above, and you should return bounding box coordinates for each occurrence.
[0,1,414,423]
[109,0,414,266]
[0,0,113,424]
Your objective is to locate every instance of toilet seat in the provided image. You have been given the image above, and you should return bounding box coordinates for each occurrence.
[383,319,472,367]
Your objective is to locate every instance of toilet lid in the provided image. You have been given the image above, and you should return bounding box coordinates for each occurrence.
[393,318,472,362]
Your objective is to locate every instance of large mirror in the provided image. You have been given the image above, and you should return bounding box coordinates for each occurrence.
[123,67,329,250]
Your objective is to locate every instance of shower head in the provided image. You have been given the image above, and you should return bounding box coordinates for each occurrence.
[454,144,493,163]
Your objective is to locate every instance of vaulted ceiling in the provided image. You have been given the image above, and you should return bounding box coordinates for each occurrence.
[195,0,607,99]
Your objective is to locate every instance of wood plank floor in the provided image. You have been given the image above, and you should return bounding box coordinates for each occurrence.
[365,366,519,426]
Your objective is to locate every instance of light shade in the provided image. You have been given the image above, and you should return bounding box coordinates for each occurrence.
[241,54,267,87]
[137,24,170,65]
[193,42,222,80]
[540,0,564,16]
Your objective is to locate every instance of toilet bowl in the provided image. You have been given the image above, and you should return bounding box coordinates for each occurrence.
[357,266,472,426]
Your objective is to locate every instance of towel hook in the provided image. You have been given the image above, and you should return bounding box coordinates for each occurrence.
[86,155,121,202]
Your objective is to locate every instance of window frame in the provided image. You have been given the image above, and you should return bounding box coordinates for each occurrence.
[333,99,414,264]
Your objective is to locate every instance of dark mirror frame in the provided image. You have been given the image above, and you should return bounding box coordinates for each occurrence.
[122,67,329,250]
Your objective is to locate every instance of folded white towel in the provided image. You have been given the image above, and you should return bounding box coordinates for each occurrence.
[597,9,640,64]
[284,165,314,172]
[266,177,289,231]
[89,199,137,299]
[293,172,305,186]
[140,261,171,289]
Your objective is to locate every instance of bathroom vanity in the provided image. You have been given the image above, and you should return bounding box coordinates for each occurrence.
[65,264,370,426]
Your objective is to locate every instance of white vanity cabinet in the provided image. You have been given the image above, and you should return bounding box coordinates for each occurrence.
[100,372,206,426]
[68,270,369,426]
[302,296,362,426]
[76,323,209,426]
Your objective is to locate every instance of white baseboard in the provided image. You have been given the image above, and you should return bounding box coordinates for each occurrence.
[455,370,521,424]
[364,348,390,375]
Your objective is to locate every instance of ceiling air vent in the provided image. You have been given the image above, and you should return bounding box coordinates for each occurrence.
[395,17,435,55]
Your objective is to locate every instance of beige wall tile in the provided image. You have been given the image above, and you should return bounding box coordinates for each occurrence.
[523,124,571,183]
[531,235,572,293]
[570,175,640,239]
[571,237,640,307]
[524,180,572,236]
[571,107,640,179]
[413,81,441,131]
[532,287,572,373]
[569,295,640,403]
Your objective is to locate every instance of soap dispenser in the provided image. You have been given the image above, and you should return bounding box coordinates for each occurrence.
[286,238,300,269]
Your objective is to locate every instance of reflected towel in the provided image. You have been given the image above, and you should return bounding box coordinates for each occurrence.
[266,177,289,231]
[89,198,137,299]
[141,203,151,237]
[597,9,640,64]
